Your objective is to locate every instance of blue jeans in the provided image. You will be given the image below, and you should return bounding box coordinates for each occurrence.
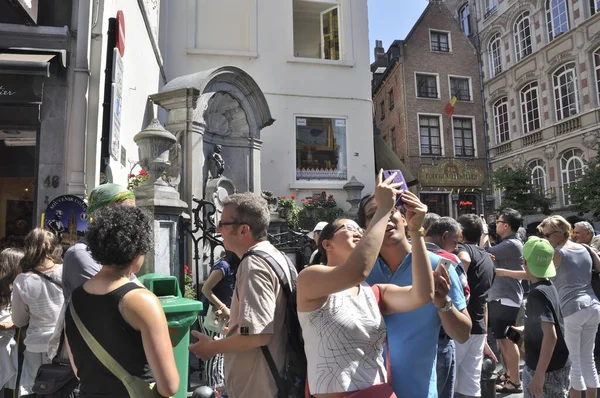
[436,337,456,398]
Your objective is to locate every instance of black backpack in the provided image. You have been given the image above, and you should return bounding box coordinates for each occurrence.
[242,249,307,398]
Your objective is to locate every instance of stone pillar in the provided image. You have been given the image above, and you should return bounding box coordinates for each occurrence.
[343,176,365,218]
[133,119,188,277]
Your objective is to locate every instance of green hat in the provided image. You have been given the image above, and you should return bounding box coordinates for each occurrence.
[87,183,135,214]
[523,236,556,278]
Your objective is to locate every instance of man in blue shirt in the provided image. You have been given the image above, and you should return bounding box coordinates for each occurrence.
[359,196,471,398]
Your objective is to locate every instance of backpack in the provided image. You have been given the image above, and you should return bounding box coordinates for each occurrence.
[241,249,307,398]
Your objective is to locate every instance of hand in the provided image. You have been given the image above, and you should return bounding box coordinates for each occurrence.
[401,190,428,232]
[433,263,451,309]
[529,370,545,397]
[510,325,524,333]
[483,341,498,363]
[481,217,488,234]
[374,169,404,213]
[221,306,230,318]
[189,330,216,360]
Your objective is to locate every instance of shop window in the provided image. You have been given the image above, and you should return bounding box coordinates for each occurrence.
[293,1,340,60]
[296,116,347,180]
[420,193,449,217]
[457,194,478,216]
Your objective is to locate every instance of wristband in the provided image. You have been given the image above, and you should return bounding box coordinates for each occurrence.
[408,227,425,237]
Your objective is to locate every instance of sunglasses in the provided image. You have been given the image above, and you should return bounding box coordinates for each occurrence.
[543,230,559,239]
[333,223,365,235]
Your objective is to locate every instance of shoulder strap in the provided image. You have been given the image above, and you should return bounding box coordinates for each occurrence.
[68,300,132,383]
[32,269,63,289]
[369,284,392,386]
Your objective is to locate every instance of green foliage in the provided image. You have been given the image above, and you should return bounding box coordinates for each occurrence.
[278,195,301,230]
[183,264,196,300]
[567,145,600,219]
[492,167,554,215]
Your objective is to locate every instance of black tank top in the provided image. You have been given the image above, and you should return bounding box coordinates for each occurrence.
[65,282,153,397]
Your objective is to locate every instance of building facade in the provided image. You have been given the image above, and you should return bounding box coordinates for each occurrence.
[445,0,600,227]
[0,0,163,246]
[158,0,375,206]
[372,1,488,218]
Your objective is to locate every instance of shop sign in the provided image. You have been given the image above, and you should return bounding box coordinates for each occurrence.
[418,159,485,187]
[44,195,89,245]
[0,75,44,104]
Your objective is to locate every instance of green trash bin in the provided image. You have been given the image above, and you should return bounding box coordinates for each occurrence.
[138,273,203,398]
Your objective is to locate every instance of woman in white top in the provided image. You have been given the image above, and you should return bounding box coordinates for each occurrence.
[0,248,24,394]
[296,171,435,398]
[12,228,64,397]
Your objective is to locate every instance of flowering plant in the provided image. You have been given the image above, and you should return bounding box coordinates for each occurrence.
[127,169,149,190]
[298,192,344,230]
[183,264,196,300]
[277,195,301,230]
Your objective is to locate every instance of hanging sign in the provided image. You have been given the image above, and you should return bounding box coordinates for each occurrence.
[44,195,88,245]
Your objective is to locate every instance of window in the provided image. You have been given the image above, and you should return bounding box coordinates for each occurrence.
[388,89,394,110]
[430,31,450,52]
[453,117,475,157]
[528,159,547,195]
[553,63,579,120]
[488,34,503,78]
[380,101,385,120]
[591,0,600,15]
[419,115,442,155]
[295,116,347,180]
[520,82,540,133]
[514,12,532,61]
[293,1,340,60]
[493,97,510,143]
[485,0,498,18]
[416,73,439,98]
[391,127,397,151]
[560,149,584,205]
[594,47,600,105]
[546,0,569,41]
[450,77,471,101]
[459,4,471,36]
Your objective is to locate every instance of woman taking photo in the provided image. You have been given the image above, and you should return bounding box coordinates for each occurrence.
[296,170,435,398]
[537,215,600,398]
[12,229,64,397]
[64,205,179,397]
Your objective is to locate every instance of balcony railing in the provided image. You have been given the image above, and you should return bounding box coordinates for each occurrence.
[494,142,512,157]
[522,131,543,147]
[555,116,581,136]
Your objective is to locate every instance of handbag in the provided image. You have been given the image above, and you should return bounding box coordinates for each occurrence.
[305,285,396,398]
[32,361,79,398]
[202,304,228,334]
[68,301,171,398]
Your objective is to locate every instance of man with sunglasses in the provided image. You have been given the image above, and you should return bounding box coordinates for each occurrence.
[482,208,524,393]
[189,193,295,398]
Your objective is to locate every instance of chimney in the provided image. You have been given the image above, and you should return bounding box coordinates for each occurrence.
[374,40,385,61]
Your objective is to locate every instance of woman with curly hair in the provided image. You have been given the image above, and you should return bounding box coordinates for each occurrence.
[11,228,64,397]
[64,206,178,397]
[0,248,24,395]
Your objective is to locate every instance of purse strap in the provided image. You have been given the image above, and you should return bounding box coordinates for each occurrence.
[32,268,63,289]
[68,300,132,383]
[370,285,392,385]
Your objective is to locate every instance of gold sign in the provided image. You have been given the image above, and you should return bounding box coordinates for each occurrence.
[418,159,485,187]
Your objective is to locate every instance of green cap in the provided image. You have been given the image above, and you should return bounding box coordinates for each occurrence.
[523,236,556,278]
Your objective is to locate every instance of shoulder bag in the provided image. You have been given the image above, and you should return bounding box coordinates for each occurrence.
[68,301,171,398]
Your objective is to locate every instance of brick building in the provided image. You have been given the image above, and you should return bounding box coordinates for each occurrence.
[371,1,489,218]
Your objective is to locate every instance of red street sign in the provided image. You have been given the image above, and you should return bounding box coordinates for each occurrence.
[116,10,125,57]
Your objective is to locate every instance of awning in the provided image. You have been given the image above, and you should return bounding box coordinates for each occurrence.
[0,53,55,76]
[373,134,418,189]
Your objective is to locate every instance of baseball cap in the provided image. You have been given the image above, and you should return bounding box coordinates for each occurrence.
[523,236,556,278]
[308,221,328,239]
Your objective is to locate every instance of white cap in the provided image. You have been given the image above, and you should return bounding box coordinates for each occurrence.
[308,221,328,239]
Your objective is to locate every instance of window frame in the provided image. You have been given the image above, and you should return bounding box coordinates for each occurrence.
[488,33,503,78]
[452,115,477,158]
[294,115,348,181]
[391,126,397,152]
[591,0,600,15]
[429,29,452,53]
[380,100,385,120]
[560,148,585,205]
[388,89,394,110]
[417,113,444,156]
[415,72,440,99]
[520,82,541,134]
[493,97,510,144]
[459,3,471,36]
[552,62,579,121]
[593,46,600,106]
[546,0,570,42]
[485,0,498,18]
[527,159,548,195]
[514,12,532,62]
[448,75,473,102]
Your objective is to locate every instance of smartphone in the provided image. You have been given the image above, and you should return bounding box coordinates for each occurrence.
[439,258,454,270]
[382,169,406,207]
[504,325,522,345]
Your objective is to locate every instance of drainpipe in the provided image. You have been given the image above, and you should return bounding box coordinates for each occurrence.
[66,0,92,196]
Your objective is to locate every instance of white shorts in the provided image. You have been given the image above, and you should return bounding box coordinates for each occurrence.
[455,334,487,397]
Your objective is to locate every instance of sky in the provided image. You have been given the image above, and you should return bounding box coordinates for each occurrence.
[367,0,429,62]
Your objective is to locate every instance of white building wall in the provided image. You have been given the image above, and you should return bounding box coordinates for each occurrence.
[86,0,162,190]
[159,0,375,205]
